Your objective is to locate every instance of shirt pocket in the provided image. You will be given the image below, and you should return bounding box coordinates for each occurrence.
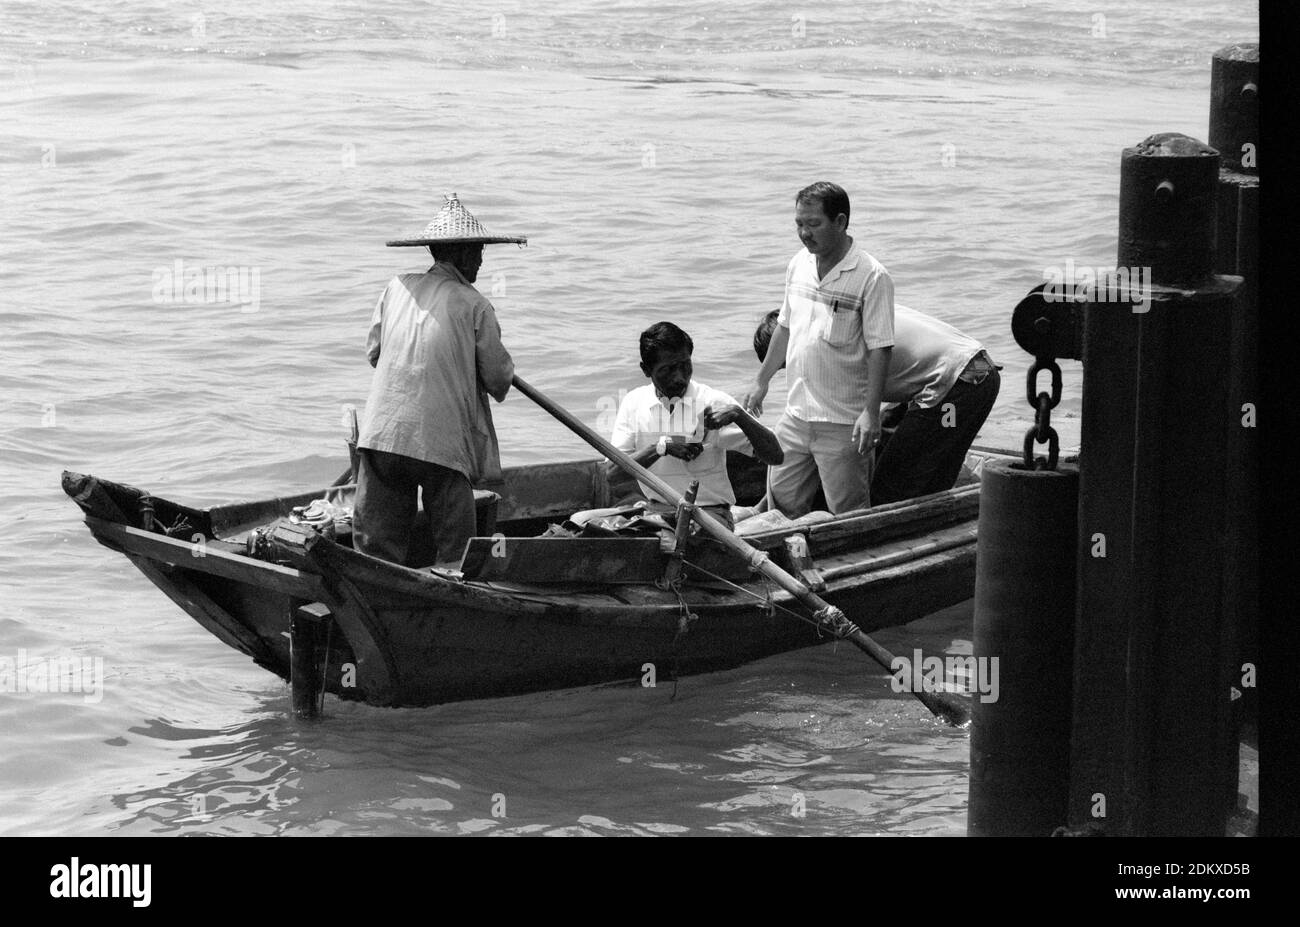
[684,442,721,473]
[820,305,862,346]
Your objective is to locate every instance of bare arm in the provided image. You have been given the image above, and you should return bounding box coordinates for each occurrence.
[602,445,661,481]
[743,323,789,415]
[850,262,896,453]
[704,405,784,466]
[601,441,705,481]
[851,345,893,453]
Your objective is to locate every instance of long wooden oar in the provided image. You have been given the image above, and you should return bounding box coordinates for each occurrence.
[511,374,969,726]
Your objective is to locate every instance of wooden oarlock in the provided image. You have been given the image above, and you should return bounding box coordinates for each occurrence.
[782,533,826,593]
[657,480,699,589]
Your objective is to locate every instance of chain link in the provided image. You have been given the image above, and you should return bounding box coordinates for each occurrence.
[1022,358,1062,470]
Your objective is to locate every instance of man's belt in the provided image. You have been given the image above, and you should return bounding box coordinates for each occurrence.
[957,350,998,384]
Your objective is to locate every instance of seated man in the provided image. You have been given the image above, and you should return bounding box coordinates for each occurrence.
[754,305,999,507]
[607,321,784,530]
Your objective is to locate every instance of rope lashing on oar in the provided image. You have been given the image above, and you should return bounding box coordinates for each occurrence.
[812,605,863,639]
[681,558,858,640]
[685,543,862,638]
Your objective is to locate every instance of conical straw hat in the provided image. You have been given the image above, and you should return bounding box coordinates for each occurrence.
[387,193,527,246]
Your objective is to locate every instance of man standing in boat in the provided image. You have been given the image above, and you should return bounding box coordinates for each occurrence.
[753,308,1000,505]
[743,181,894,516]
[607,321,783,529]
[353,193,522,567]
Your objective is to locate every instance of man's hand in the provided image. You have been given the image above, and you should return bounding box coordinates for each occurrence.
[702,403,744,430]
[742,381,768,417]
[663,441,704,461]
[851,408,881,455]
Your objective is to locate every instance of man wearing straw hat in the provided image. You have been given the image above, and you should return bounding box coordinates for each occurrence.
[353,193,524,567]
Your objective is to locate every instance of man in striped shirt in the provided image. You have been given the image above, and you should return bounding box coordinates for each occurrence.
[744,182,895,516]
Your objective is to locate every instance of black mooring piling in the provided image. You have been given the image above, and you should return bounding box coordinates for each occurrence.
[1068,133,1243,836]
[1209,43,1258,175]
[1210,42,1259,805]
[968,460,1079,837]
[1117,133,1220,281]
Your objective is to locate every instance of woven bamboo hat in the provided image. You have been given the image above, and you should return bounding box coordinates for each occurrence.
[386,193,527,247]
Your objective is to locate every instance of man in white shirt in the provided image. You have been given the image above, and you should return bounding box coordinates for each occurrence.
[753,306,1000,506]
[609,322,783,530]
[744,182,895,516]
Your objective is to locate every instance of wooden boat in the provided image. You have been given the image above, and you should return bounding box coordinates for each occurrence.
[62,450,998,709]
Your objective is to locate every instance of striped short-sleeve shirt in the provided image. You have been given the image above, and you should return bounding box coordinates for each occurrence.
[776,240,896,424]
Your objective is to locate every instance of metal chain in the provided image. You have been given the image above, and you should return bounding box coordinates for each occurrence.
[1022,358,1062,470]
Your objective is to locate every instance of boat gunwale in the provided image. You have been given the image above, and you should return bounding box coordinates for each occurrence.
[302,508,982,618]
[68,448,1010,615]
[82,515,328,599]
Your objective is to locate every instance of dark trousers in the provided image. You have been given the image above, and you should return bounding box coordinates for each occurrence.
[353,448,476,567]
[871,367,1000,505]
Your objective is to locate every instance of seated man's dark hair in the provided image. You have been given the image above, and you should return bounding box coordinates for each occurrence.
[796,181,850,225]
[753,310,785,369]
[639,321,694,367]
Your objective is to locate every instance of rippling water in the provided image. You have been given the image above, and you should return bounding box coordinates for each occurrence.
[0,0,1257,836]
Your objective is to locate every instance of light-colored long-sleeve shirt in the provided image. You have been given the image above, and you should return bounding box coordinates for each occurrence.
[882,305,984,408]
[358,264,514,483]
